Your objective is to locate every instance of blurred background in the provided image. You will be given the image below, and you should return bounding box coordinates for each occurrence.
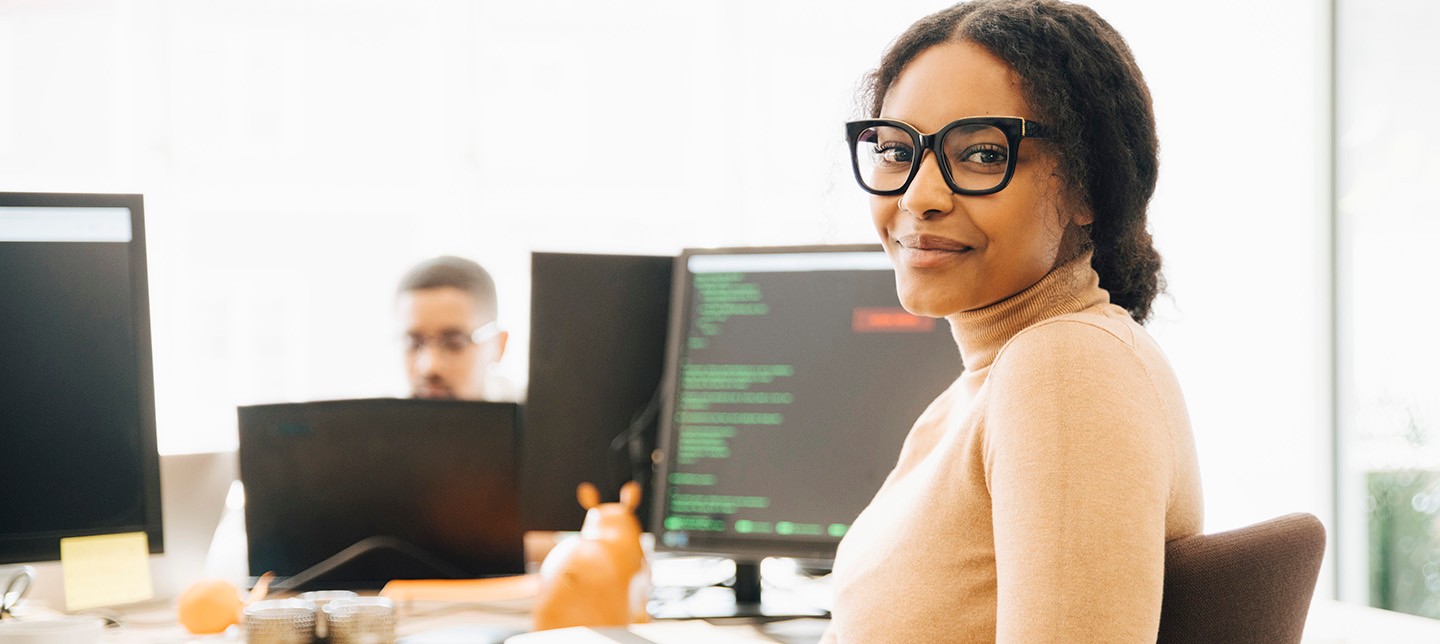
[2,0,1435,618]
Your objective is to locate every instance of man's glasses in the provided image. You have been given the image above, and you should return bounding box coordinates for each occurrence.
[844,116,1053,196]
[404,322,501,356]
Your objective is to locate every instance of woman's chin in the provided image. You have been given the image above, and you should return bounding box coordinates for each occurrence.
[896,290,962,319]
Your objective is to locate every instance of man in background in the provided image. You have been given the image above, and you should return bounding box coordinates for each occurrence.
[397,256,513,401]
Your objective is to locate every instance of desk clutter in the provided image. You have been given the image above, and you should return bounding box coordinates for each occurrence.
[0,531,833,644]
[109,480,826,644]
[245,596,394,644]
[168,483,650,641]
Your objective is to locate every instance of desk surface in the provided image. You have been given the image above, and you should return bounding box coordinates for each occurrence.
[94,601,828,644]
[86,597,1440,644]
[95,598,533,643]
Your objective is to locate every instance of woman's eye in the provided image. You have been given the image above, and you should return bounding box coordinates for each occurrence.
[873,143,914,166]
[960,145,1006,166]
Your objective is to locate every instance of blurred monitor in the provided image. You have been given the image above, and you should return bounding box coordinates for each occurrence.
[237,399,523,589]
[650,245,960,613]
[523,252,672,532]
[0,192,162,564]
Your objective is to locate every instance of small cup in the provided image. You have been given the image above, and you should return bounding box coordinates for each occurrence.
[244,598,316,644]
[324,596,396,644]
[299,590,358,639]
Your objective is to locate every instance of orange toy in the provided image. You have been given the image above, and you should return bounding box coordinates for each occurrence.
[177,579,242,634]
[532,481,650,630]
[177,572,272,634]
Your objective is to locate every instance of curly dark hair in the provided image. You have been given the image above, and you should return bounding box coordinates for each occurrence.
[863,0,1164,322]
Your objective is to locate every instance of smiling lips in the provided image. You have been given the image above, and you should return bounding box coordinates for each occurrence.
[895,233,974,268]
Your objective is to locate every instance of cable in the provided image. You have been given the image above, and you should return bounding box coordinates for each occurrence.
[607,384,663,493]
[269,535,468,593]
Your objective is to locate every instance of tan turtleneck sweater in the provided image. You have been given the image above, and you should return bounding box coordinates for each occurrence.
[826,253,1203,643]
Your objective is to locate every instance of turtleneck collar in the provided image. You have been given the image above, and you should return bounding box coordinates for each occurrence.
[948,251,1110,384]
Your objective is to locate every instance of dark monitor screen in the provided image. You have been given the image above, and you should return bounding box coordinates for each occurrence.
[652,245,960,563]
[523,252,672,532]
[238,399,524,588]
[0,192,163,564]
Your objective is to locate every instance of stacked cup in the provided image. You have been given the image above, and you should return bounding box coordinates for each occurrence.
[324,597,396,644]
[242,593,395,643]
[298,590,359,640]
[243,598,316,644]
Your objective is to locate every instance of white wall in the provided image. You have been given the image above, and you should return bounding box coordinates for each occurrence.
[1101,1,1332,534]
[1,0,1330,581]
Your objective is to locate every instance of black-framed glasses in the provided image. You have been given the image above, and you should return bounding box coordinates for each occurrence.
[844,116,1053,196]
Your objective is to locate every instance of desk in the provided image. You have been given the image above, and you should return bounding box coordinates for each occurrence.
[88,558,832,644]
[94,596,533,643]
[76,594,1440,644]
[94,597,828,644]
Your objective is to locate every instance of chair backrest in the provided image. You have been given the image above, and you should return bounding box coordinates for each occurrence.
[1156,513,1326,644]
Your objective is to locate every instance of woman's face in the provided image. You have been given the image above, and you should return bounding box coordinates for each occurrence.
[873,41,1089,318]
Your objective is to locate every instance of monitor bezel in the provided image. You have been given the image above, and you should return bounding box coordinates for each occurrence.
[650,243,886,563]
[0,192,164,564]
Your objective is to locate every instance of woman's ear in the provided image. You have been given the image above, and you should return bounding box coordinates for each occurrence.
[1053,217,1095,268]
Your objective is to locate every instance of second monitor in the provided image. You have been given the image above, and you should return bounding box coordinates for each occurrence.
[651,245,961,609]
[524,252,672,532]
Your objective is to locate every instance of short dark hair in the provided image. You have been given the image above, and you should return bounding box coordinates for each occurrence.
[863,0,1164,322]
[397,256,498,320]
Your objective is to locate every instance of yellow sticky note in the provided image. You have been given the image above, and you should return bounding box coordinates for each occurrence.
[60,532,154,610]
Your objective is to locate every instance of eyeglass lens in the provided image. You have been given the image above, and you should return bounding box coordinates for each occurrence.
[405,332,472,355]
[853,123,1011,193]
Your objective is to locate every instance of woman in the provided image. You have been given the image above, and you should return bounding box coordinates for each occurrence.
[828,1,1202,642]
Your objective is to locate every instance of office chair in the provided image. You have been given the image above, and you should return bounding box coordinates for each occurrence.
[1156,512,1326,644]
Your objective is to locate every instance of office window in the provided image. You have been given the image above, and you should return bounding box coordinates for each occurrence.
[1334,0,1440,617]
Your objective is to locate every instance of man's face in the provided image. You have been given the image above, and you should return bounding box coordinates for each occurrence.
[398,286,504,400]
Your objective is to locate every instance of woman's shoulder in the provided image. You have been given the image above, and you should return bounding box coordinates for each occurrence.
[981,303,1179,418]
[981,305,1180,451]
[993,304,1145,370]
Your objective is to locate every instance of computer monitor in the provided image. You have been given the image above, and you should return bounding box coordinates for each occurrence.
[238,399,525,589]
[650,245,961,611]
[0,192,163,564]
[523,252,672,532]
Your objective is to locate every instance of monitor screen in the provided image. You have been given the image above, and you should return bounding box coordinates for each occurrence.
[238,399,524,588]
[651,245,960,563]
[524,252,672,532]
[0,192,162,564]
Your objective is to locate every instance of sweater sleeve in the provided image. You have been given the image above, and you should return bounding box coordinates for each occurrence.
[983,319,1172,643]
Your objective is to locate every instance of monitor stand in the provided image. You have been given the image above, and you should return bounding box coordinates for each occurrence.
[650,562,829,622]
